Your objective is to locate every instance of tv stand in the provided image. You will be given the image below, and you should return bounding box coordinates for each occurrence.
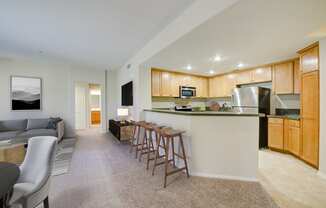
[109,120,134,141]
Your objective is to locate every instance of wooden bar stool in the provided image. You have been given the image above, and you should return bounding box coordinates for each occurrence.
[138,122,156,164]
[152,128,190,188]
[143,125,168,170]
[129,121,146,158]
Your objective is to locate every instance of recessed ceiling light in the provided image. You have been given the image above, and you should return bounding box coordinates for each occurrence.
[237,63,244,68]
[209,70,215,74]
[214,55,221,62]
[186,65,192,70]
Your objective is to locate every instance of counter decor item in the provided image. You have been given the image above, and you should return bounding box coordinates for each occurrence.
[209,101,220,111]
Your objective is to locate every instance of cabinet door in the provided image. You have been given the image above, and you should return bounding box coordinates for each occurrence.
[268,118,284,150]
[201,77,208,98]
[151,70,161,96]
[209,77,217,97]
[215,76,225,97]
[289,124,300,156]
[293,59,301,94]
[171,73,181,97]
[301,46,319,73]
[224,74,237,97]
[251,66,272,83]
[160,71,172,96]
[301,71,319,167]
[283,119,289,151]
[273,61,294,94]
[236,70,251,85]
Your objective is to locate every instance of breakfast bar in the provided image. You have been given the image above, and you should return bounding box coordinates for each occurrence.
[144,109,260,181]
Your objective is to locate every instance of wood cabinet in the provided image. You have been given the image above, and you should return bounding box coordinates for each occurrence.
[224,73,237,96]
[288,120,300,156]
[268,118,284,150]
[251,66,272,83]
[160,71,172,96]
[236,70,252,85]
[273,61,294,94]
[269,118,301,156]
[151,70,161,96]
[301,71,319,167]
[293,58,301,94]
[151,69,208,98]
[300,45,319,73]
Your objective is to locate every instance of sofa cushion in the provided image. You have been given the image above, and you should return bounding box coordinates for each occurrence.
[19,129,57,138]
[0,131,24,140]
[0,120,27,132]
[26,119,50,130]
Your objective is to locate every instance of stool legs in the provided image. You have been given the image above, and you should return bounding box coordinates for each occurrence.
[163,136,170,188]
[179,134,190,177]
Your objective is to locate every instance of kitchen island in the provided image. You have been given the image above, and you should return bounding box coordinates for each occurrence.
[144,109,260,181]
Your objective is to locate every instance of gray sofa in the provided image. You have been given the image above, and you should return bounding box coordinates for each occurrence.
[0,118,64,142]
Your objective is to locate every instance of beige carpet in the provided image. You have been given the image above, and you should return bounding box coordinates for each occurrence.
[48,129,278,208]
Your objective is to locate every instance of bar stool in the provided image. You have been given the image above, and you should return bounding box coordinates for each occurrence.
[129,121,146,158]
[152,127,190,188]
[138,122,157,166]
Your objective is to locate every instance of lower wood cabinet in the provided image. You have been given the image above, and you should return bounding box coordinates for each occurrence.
[268,118,301,156]
[268,118,284,150]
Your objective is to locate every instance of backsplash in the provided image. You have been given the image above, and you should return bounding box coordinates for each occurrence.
[271,94,300,114]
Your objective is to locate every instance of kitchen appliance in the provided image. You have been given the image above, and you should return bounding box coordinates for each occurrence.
[231,87,271,149]
[175,105,192,111]
[179,86,196,98]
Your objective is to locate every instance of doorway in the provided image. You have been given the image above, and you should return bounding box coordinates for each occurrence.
[74,82,102,130]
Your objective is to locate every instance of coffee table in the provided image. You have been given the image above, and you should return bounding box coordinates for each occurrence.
[0,138,27,164]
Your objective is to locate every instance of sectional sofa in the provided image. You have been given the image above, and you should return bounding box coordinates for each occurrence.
[0,118,64,142]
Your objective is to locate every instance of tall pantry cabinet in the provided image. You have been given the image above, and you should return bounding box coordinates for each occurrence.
[298,43,320,168]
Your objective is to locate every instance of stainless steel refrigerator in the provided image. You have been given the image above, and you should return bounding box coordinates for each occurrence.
[231,87,271,149]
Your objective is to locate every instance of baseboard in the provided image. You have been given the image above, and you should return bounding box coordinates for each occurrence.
[191,172,258,182]
[317,171,326,180]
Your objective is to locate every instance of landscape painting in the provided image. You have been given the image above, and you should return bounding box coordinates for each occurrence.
[11,76,42,110]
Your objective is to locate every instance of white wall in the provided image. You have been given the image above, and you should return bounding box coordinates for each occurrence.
[115,0,240,121]
[0,57,107,137]
[319,38,326,176]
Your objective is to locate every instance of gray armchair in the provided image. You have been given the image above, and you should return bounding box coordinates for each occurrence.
[10,136,57,208]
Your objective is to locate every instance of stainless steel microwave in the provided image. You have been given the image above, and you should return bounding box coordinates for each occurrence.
[179,86,196,98]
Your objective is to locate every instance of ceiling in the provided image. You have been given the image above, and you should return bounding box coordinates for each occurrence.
[0,0,194,69]
[144,0,326,76]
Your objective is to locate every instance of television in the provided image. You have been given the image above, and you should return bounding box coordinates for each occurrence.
[121,81,133,106]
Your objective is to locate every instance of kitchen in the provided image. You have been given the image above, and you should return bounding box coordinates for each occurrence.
[134,0,326,206]
[143,41,320,206]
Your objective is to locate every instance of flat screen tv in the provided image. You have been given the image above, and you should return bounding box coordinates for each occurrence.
[121,81,133,106]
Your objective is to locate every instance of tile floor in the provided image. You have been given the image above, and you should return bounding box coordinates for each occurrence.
[259,150,326,208]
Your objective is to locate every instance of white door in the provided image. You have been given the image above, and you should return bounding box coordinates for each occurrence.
[75,82,89,129]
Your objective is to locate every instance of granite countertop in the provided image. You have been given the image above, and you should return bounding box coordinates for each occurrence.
[267,114,301,120]
[144,109,264,117]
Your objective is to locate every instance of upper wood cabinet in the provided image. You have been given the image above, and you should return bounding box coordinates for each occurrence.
[160,71,172,97]
[299,44,319,73]
[301,71,319,167]
[236,70,251,85]
[268,118,284,150]
[273,61,294,94]
[251,66,272,83]
[293,58,301,94]
[195,76,208,98]
[224,73,237,97]
[151,70,161,97]
[151,69,208,98]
